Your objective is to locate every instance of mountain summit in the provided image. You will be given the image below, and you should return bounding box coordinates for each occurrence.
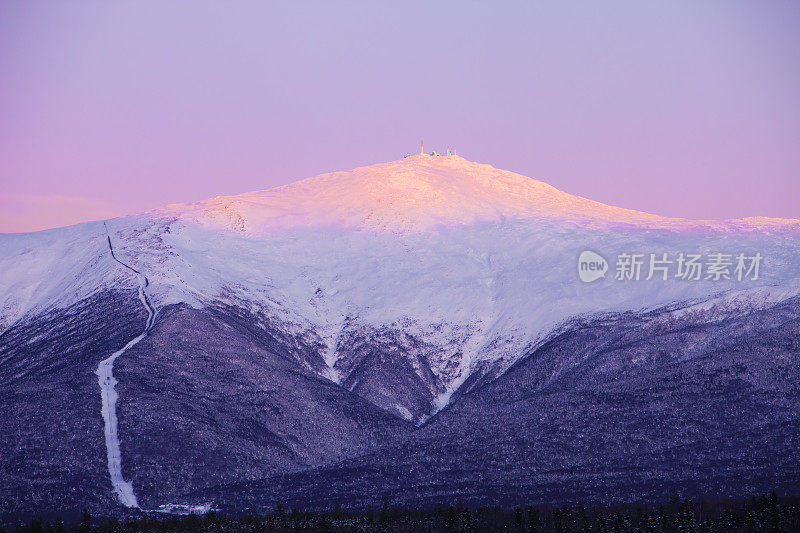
[165,155,798,234]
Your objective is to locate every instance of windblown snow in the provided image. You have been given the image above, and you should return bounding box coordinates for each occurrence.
[2,155,800,422]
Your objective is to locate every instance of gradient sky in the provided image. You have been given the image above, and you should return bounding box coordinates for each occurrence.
[1,1,798,233]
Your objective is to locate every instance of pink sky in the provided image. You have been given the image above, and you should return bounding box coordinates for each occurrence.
[1,2,799,233]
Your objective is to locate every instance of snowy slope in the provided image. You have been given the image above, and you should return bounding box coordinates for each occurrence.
[0,223,137,332]
[2,155,799,421]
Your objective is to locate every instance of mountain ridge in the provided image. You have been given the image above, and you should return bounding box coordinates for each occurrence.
[2,155,799,237]
[159,155,800,234]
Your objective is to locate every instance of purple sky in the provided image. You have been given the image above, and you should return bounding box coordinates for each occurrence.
[1,1,799,232]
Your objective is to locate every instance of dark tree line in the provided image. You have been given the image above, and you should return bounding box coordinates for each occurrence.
[3,491,800,532]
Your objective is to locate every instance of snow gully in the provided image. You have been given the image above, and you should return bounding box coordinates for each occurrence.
[96,225,156,508]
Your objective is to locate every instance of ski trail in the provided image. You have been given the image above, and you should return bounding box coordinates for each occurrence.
[96,226,155,508]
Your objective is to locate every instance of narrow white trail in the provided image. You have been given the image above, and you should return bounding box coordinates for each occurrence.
[96,228,155,508]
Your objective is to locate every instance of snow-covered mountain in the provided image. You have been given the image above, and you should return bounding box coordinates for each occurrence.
[1,155,799,518]
[3,155,799,420]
